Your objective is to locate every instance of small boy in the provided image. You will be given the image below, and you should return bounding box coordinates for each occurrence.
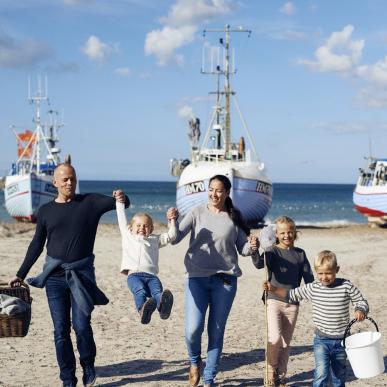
[116,202,178,324]
[263,250,369,387]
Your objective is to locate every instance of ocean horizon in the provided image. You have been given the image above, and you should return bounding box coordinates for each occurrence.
[0,181,366,227]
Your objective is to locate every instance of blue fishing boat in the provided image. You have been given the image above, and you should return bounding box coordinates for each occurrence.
[4,81,70,222]
[170,25,272,226]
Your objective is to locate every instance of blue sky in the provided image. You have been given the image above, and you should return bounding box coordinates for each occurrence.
[1,0,387,183]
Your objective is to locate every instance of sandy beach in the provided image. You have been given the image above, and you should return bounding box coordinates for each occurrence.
[0,222,386,387]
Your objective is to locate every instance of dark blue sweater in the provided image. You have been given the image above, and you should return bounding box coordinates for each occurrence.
[16,193,129,279]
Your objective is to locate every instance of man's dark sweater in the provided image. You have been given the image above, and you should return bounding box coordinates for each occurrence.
[16,193,129,279]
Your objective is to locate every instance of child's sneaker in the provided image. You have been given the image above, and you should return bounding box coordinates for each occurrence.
[139,298,156,324]
[159,289,174,319]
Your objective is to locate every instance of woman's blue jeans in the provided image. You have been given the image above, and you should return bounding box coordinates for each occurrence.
[185,274,237,385]
[46,274,96,385]
[127,272,163,310]
[313,334,347,387]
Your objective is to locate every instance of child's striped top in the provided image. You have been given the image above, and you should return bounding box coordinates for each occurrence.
[288,278,369,338]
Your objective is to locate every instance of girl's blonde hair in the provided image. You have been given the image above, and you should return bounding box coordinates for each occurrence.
[275,216,298,241]
[130,212,154,230]
[314,250,338,270]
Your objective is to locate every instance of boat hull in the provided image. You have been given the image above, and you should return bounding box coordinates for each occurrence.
[4,174,57,222]
[176,162,272,226]
[353,185,387,225]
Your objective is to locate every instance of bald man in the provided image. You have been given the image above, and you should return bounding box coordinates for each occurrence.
[9,163,129,387]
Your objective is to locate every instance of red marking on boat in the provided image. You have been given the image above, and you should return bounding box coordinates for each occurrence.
[354,204,387,217]
[5,190,29,199]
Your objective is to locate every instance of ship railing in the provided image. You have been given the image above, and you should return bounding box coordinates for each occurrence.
[199,147,246,161]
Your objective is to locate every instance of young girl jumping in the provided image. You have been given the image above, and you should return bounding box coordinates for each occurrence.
[253,216,314,386]
[116,201,178,324]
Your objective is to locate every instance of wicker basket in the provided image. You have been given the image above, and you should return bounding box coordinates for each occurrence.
[0,282,32,338]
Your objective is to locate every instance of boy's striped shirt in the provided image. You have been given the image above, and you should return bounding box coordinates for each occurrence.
[288,278,369,338]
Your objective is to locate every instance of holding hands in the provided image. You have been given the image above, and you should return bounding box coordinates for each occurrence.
[249,234,259,252]
[167,207,179,221]
[113,190,125,203]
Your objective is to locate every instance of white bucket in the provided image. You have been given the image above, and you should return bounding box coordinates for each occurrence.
[343,331,385,378]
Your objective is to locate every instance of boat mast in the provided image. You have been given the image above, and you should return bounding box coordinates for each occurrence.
[224,25,232,159]
[202,25,251,160]
[28,77,49,174]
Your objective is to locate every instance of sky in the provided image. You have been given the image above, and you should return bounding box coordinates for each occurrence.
[1,0,387,184]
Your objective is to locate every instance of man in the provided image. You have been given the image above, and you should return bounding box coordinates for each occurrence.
[9,163,129,387]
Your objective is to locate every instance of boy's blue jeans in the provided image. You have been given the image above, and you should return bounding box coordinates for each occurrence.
[46,275,96,385]
[313,333,347,387]
[127,272,163,310]
[184,274,237,385]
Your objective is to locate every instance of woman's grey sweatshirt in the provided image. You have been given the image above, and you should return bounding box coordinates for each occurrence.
[173,204,252,277]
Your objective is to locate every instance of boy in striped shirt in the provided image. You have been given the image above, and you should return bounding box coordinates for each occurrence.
[263,250,369,387]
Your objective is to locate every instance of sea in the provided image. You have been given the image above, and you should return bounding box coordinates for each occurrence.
[0,181,366,226]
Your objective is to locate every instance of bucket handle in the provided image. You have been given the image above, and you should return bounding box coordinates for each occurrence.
[343,316,379,348]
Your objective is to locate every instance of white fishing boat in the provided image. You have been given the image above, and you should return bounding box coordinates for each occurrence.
[170,25,272,226]
[353,157,387,226]
[4,81,69,222]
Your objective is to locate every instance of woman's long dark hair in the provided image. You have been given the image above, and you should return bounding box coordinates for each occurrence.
[209,175,250,235]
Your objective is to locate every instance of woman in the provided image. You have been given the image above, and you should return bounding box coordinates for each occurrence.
[171,174,258,387]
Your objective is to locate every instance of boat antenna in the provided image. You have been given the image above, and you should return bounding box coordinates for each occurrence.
[202,25,251,159]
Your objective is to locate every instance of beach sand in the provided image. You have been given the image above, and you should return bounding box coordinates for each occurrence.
[0,223,386,386]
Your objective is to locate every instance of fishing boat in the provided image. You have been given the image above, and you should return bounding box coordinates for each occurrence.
[170,25,272,226]
[353,157,387,226]
[3,82,69,222]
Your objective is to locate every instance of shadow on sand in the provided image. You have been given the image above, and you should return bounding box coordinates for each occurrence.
[95,344,321,386]
[95,346,387,386]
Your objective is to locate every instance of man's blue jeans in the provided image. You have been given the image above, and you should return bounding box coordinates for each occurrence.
[313,334,347,387]
[46,275,96,385]
[185,274,237,385]
[127,272,163,310]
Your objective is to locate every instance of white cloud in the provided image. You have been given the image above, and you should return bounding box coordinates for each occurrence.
[81,35,119,62]
[280,2,295,16]
[0,27,53,68]
[298,25,364,73]
[357,88,387,108]
[114,67,131,76]
[161,0,232,26]
[357,56,387,87]
[178,105,195,119]
[145,25,196,66]
[145,0,233,66]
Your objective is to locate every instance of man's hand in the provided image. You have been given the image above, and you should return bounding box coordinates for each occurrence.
[9,276,23,287]
[113,190,125,203]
